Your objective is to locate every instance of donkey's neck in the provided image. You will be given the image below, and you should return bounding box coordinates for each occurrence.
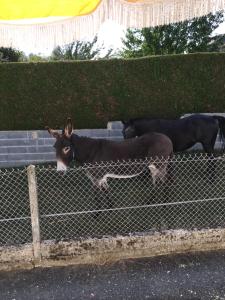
[71,134,101,164]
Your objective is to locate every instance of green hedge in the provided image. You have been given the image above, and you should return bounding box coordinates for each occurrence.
[0,52,225,130]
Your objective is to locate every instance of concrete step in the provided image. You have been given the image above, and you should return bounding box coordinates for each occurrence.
[2,115,223,168]
[0,127,123,168]
[0,129,123,139]
[0,145,53,154]
[107,121,123,130]
[0,138,54,147]
[0,153,55,162]
[0,130,51,139]
[0,159,55,168]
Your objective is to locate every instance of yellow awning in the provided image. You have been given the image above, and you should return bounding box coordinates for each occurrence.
[0,0,102,20]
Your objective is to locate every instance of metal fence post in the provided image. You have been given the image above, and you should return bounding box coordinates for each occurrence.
[27,165,41,261]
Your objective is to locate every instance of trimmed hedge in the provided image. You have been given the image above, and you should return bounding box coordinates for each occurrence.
[0,52,225,130]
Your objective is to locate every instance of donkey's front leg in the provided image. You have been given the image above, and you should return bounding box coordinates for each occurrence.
[148,164,159,185]
[98,177,113,209]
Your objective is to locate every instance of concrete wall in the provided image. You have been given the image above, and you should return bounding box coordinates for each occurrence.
[1,228,225,271]
[0,122,123,168]
[0,114,224,168]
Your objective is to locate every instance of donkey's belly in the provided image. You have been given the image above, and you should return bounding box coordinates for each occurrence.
[86,161,148,181]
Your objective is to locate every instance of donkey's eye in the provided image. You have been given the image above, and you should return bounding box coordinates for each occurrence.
[63,146,71,155]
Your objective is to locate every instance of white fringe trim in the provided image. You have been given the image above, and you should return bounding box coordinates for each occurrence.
[0,0,224,50]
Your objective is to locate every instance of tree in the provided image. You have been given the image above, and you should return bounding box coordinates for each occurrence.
[27,53,49,62]
[216,34,225,51]
[120,11,224,58]
[51,35,113,61]
[0,47,25,62]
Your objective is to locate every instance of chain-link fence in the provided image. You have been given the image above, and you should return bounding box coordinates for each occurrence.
[1,153,225,248]
[0,168,32,245]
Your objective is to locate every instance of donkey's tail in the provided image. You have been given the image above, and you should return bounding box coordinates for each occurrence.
[213,115,225,152]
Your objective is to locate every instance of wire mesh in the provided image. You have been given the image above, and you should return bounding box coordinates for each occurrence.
[36,154,225,241]
[0,168,32,245]
[1,154,225,246]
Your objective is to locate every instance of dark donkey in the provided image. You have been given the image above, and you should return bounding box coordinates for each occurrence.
[122,114,225,155]
[47,118,173,190]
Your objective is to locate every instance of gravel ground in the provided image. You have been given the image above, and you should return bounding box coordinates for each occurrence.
[1,250,225,300]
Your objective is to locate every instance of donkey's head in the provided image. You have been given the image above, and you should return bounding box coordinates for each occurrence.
[47,118,74,171]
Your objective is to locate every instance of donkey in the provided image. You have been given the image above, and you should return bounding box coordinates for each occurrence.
[47,118,173,190]
[122,114,225,155]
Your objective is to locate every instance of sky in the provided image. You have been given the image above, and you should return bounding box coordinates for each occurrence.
[214,20,225,34]
[21,20,126,56]
[17,18,225,56]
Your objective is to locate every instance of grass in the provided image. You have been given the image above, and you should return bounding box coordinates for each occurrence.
[37,155,225,240]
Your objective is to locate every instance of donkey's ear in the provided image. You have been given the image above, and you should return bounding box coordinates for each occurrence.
[46,126,60,139]
[64,117,73,138]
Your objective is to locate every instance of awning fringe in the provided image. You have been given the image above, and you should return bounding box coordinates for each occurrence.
[0,0,224,50]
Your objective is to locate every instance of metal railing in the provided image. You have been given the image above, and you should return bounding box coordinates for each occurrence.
[1,153,225,251]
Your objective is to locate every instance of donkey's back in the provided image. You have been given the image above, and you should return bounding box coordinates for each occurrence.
[93,132,173,162]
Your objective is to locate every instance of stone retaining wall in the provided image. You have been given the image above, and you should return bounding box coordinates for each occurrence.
[1,228,225,271]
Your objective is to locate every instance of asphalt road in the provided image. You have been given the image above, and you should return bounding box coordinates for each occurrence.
[1,250,225,300]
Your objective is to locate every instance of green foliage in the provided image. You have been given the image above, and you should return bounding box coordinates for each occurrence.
[0,53,225,130]
[218,35,225,51]
[51,35,113,61]
[0,47,25,62]
[120,12,224,58]
[27,53,50,62]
